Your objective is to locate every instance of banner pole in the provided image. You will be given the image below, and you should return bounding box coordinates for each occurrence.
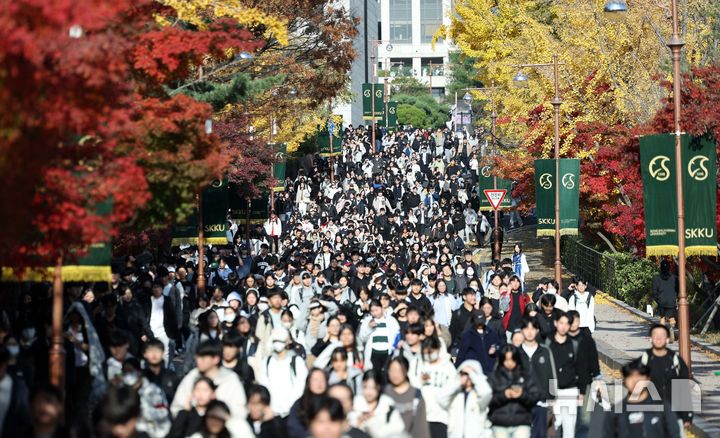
[668,0,691,373]
[49,255,65,395]
[197,191,206,296]
[491,83,500,261]
[552,53,563,291]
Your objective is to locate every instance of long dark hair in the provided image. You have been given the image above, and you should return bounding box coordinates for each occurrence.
[297,368,328,428]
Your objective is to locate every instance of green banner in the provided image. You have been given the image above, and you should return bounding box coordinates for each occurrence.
[478,164,512,210]
[381,101,398,128]
[201,179,230,244]
[640,134,679,255]
[683,135,717,255]
[318,124,343,157]
[559,158,580,236]
[534,159,580,237]
[534,159,555,237]
[2,199,113,282]
[640,134,717,256]
[171,211,198,246]
[272,143,287,192]
[362,83,384,120]
[229,184,269,224]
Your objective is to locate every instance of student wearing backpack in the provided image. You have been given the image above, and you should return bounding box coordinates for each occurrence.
[256,327,308,417]
[519,317,558,438]
[385,356,431,438]
[640,324,693,426]
[602,358,683,438]
[547,312,588,438]
[568,279,595,334]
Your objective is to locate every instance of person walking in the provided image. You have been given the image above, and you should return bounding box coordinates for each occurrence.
[437,359,493,438]
[487,345,541,438]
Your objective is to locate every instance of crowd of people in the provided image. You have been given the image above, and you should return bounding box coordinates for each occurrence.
[0,124,693,438]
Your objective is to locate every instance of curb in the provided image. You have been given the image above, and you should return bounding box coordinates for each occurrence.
[597,292,720,358]
[594,294,720,438]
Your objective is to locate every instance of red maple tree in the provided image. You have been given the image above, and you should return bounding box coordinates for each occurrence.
[0,0,263,267]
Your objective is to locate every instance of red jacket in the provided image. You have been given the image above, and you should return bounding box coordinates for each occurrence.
[501,290,532,330]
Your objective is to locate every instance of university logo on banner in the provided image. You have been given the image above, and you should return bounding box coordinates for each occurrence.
[640,134,717,256]
[534,159,580,237]
[362,83,385,120]
[271,143,287,192]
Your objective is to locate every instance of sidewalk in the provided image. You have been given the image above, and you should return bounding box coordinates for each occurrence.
[484,225,720,437]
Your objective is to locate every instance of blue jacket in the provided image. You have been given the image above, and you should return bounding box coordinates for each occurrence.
[456,327,501,375]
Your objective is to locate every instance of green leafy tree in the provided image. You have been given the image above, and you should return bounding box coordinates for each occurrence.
[395,94,449,129]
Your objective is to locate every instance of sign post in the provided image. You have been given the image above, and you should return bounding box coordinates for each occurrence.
[328,119,335,182]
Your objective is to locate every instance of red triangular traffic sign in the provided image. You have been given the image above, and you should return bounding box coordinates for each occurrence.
[483,189,507,210]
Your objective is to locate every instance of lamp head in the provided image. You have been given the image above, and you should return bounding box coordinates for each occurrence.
[513,71,529,86]
[463,92,472,104]
[603,0,628,19]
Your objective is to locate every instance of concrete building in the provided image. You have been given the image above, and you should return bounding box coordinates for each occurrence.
[334,0,454,127]
[334,0,380,128]
[379,0,453,99]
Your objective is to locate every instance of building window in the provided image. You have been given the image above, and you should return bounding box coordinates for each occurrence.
[420,0,443,43]
[389,0,412,43]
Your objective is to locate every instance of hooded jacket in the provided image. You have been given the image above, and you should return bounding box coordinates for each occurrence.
[455,327,501,375]
[487,367,541,427]
[437,360,493,438]
[652,271,678,308]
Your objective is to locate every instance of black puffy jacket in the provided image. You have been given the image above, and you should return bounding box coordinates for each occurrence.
[487,368,541,427]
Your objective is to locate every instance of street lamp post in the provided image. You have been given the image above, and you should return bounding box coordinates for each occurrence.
[605,0,691,373]
[667,0,691,374]
[514,53,565,290]
[370,40,392,152]
[463,83,501,259]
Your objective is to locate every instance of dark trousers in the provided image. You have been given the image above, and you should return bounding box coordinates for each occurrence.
[531,405,548,438]
[370,351,389,380]
[429,422,447,438]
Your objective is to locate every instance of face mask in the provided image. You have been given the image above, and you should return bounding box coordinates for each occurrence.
[466,269,474,277]
[456,269,465,275]
[426,351,440,362]
[272,342,286,353]
[22,327,36,340]
[6,345,19,357]
[122,372,140,387]
[282,322,293,330]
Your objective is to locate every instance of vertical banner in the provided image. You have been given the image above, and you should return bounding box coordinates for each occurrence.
[362,83,384,120]
[640,134,679,256]
[382,101,398,128]
[641,134,718,256]
[478,164,511,210]
[272,143,287,192]
[229,183,269,223]
[171,211,199,246]
[559,158,580,236]
[683,135,717,255]
[534,159,556,237]
[201,179,229,244]
[318,124,343,157]
[62,198,113,281]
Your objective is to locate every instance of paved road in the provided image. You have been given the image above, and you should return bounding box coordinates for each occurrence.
[479,225,720,436]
